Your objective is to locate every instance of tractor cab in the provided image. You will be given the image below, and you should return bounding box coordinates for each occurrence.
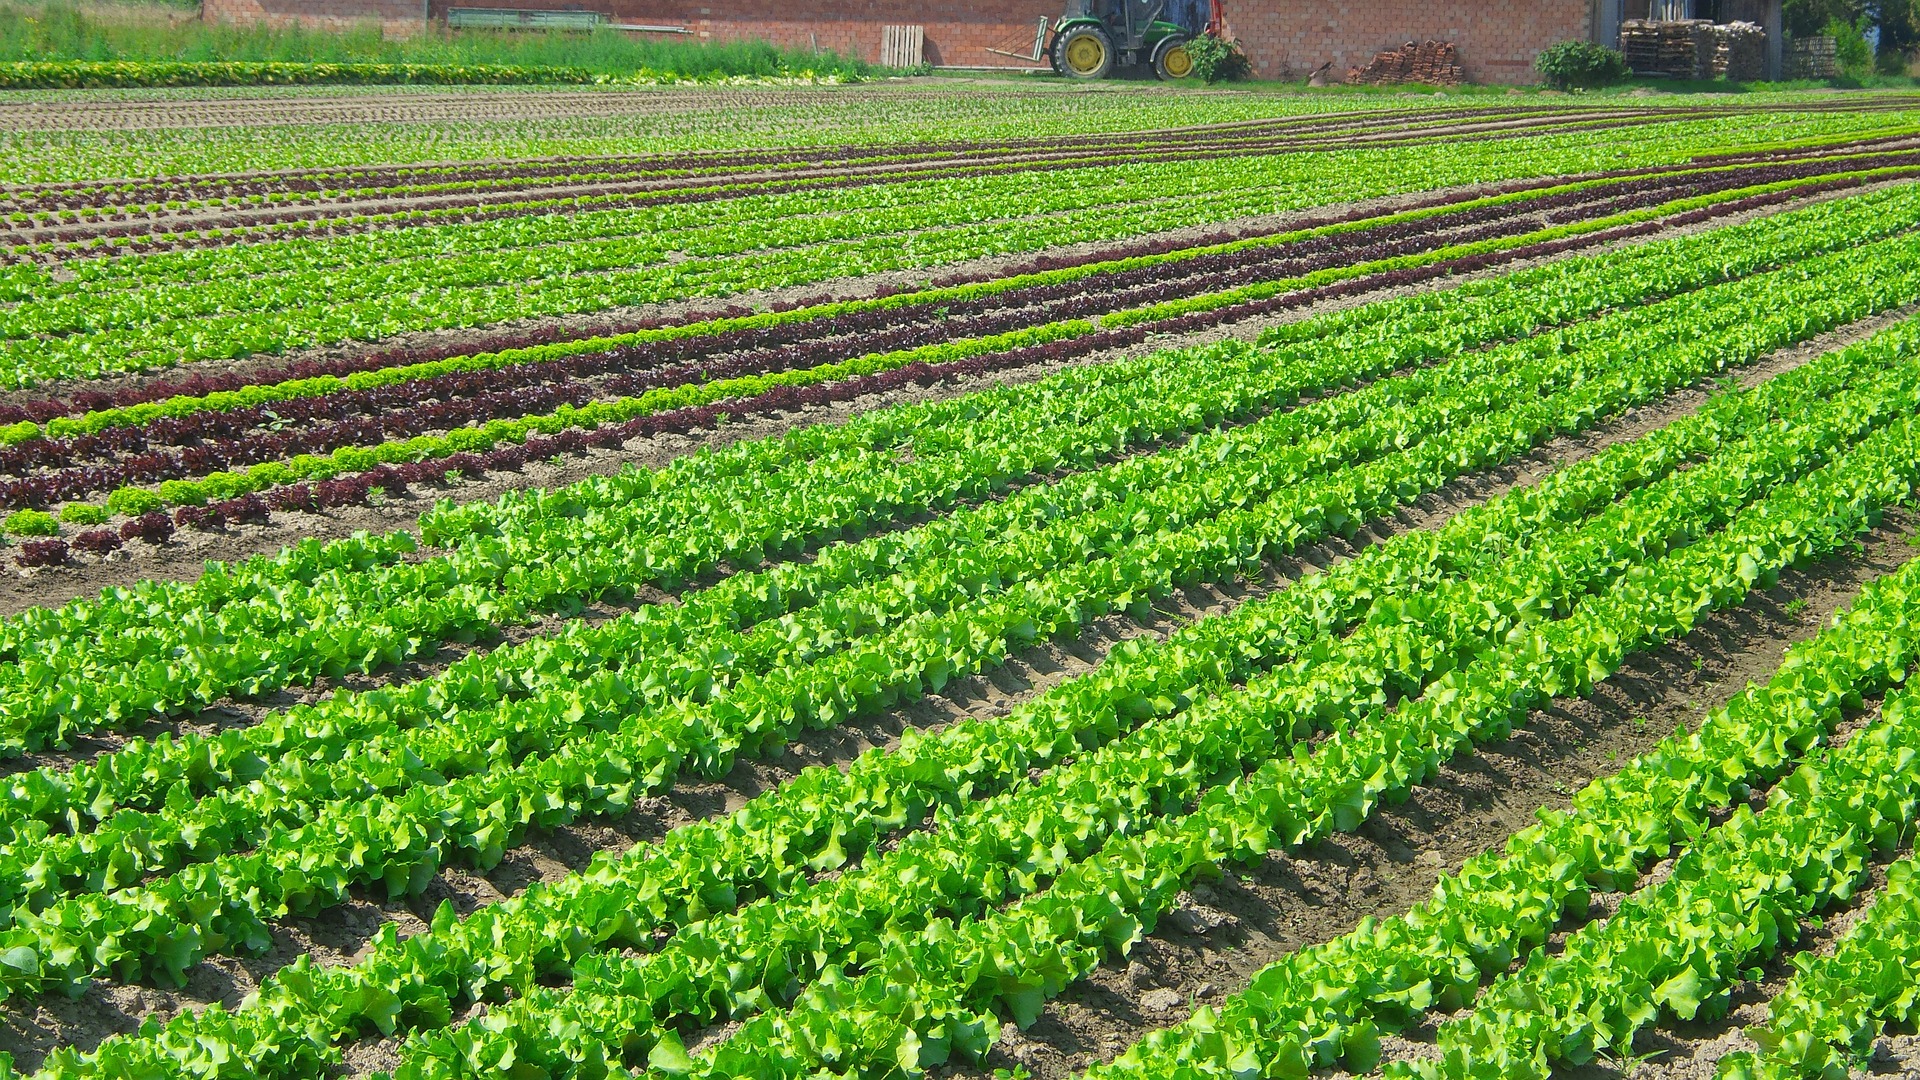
[1046,0,1217,80]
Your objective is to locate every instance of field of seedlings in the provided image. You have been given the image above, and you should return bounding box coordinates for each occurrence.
[6,78,1920,1080]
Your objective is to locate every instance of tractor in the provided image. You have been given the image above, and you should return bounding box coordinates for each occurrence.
[1045,0,1223,80]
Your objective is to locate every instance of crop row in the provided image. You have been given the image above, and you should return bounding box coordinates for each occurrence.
[0,176,1666,475]
[26,131,1912,429]
[624,331,1920,1080]
[6,105,1535,214]
[0,166,1591,424]
[1406,683,1920,1078]
[23,97,1913,209]
[1,154,1780,430]
[4,111,1668,261]
[13,148,1905,461]
[10,115,1745,313]
[7,109,1908,384]
[1717,854,1920,1079]
[29,204,1920,1080]
[29,166,1918,527]
[8,188,1869,995]
[376,322,1920,1080]
[1094,494,1920,1080]
[5,204,1832,846]
[3,312,1551,915]
[6,186,1912,753]
[0,160,1851,513]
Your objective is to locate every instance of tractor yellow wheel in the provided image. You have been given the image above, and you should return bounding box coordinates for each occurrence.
[1156,40,1195,80]
[1058,27,1113,79]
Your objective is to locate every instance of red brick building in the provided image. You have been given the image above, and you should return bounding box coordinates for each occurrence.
[203,0,429,39]
[199,1,1769,84]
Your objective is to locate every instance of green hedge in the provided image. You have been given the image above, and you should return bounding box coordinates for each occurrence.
[0,59,603,88]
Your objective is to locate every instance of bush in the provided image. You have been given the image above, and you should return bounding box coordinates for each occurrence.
[1535,40,1629,89]
[0,59,597,90]
[0,4,872,83]
[1827,17,1874,78]
[3,508,57,536]
[58,502,108,526]
[1185,33,1250,84]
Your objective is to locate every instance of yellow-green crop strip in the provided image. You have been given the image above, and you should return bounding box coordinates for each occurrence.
[63,168,1902,515]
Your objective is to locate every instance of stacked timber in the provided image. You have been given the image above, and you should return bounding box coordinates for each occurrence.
[1622,19,1768,80]
[1621,19,1712,79]
[1708,21,1767,81]
[1346,40,1463,86]
[1786,36,1839,78]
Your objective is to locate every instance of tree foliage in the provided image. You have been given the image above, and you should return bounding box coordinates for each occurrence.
[1786,0,1920,56]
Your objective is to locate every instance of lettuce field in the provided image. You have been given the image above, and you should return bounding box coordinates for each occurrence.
[3,79,1920,1080]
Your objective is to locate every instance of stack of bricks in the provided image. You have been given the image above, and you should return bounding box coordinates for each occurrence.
[204,0,427,37]
[1346,40,1464,86]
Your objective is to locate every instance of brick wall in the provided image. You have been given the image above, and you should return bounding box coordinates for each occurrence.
[1225,0,1593,83]
[207,0,1597,83]
[423,1,1053,69]
[203,0,428,38]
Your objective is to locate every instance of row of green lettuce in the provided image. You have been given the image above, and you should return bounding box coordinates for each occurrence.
[12,184,1920,1078]
[380,315,1920,1080]
[6,110,1915,385]
[6,188,1873,900]
[56,168,1901,522]
[1094,465,1920,1080]
[2,186,1916,758]
[4,215,1866,1000]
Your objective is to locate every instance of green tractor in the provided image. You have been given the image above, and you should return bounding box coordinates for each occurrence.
[1046,0,1221,80]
